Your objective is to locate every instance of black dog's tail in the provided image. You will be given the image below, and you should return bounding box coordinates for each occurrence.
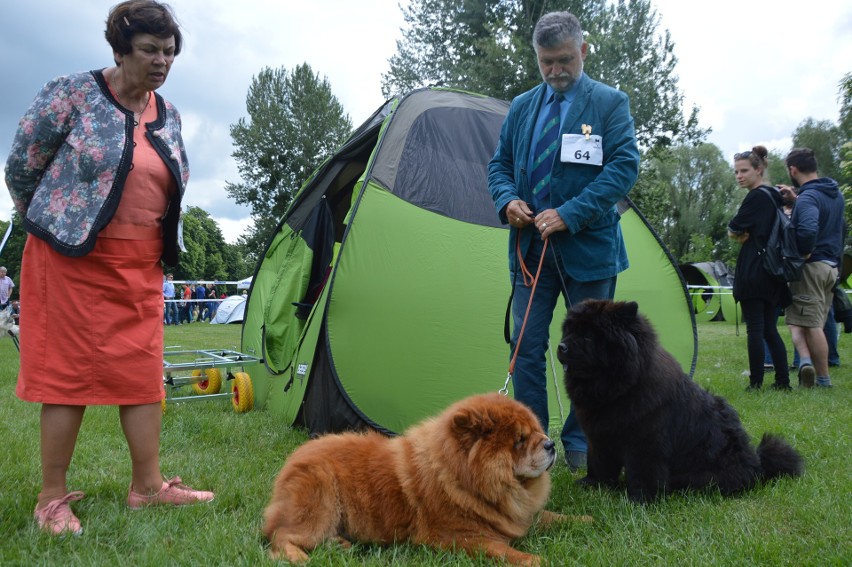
[757,433,804,480]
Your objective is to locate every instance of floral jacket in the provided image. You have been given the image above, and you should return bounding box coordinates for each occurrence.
[4,69,188,266]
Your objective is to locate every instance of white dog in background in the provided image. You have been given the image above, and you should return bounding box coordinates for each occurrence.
[0,306,19,339]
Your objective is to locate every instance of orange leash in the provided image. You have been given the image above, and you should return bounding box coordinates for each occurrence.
[500,234,548,395]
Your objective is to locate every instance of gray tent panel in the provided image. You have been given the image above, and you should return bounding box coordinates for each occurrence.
[370,90,509,227]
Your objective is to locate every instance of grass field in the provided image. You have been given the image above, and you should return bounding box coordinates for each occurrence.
[0,320,849,566]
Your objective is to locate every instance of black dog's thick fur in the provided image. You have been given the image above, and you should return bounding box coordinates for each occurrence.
[558,299,804,503]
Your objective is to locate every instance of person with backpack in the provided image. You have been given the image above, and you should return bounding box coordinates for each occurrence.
[778,148,845,388]
[727,146,792,390]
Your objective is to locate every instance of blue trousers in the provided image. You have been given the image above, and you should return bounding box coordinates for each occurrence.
[164,299,179,324]
[510,236,617,454]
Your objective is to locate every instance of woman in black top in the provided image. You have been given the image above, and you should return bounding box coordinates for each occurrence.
[728,146,792,390]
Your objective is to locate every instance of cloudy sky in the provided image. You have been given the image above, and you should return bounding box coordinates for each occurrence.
[1,1,849,243]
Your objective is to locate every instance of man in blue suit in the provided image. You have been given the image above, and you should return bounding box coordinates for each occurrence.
[489,11,640,470]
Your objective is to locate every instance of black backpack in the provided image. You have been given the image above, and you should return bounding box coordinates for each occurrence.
[833,285,852,333]
[757,186,804,282]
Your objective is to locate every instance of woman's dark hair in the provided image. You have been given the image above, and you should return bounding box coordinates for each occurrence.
[733,145,769,172]
[105,0,182,57]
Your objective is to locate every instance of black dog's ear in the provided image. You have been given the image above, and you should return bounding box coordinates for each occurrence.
[619,301,639,319]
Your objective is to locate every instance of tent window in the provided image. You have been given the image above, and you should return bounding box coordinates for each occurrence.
[394,107,504,228]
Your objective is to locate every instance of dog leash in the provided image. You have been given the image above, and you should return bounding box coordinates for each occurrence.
[500,234,549,395]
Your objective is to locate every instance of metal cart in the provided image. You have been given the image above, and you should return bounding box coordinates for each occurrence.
[163,348,261,412]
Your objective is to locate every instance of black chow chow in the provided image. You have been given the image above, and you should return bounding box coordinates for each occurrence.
[558,299,804,503]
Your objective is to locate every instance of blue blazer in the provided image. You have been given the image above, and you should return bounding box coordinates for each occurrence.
[488,76,640,281]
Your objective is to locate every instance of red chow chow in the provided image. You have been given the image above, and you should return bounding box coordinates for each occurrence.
[262,392,591,565]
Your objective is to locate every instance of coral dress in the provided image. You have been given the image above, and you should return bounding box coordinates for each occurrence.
[16,98,176,405]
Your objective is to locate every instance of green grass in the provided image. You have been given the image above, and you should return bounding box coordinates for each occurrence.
[0,321,849,566]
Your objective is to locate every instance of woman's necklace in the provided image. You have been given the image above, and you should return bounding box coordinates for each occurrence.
[122,93,150,127]
[109,71,150,127]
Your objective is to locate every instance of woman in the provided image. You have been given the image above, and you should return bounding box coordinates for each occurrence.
[4,1,212,536]
[727,146,792,390]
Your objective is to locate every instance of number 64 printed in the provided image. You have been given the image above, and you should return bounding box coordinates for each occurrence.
[561,134,603,166]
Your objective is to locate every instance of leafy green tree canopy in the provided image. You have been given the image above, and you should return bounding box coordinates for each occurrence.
[175,206,247,282]
[833,72,852,242]
[631,143,740,265]
[227,63,352,259]
[382,0,707,149]
[838,72,851,143]
[791,118,843,181]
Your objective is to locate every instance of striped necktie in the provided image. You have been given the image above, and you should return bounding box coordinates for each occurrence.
[531,93,564,210]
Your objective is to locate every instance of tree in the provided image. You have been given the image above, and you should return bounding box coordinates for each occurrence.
[631,143,740,264]
[382,0,531,102]
[382,0,707,149]
[791,118,842,181]
[590,0,705,148]
[765,149,789,186]
[227,63,352,259]
[680,233,716,264]
[834,72,852,246]
[175,206,247,282]
[838,72,852,143]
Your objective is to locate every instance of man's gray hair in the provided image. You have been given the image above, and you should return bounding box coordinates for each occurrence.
[533,11,584,50]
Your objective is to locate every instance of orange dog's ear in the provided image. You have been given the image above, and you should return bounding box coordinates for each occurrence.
[452,408,477,433]
[452,407,495,448]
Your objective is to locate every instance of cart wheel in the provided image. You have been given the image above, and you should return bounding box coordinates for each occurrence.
[231,372,254,413]
[191,368,222,395]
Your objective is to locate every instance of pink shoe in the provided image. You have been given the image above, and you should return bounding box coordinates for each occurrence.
[34,491,85,536]
[127,476,214,509]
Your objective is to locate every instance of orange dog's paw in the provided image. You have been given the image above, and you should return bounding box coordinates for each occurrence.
[329,536,352,549]
[268,543,309,564]
[503,549,541,567]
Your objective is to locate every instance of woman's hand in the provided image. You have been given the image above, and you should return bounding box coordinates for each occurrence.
[727,229,749,244]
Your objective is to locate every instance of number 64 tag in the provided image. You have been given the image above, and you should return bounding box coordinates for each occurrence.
[560,134,603,166]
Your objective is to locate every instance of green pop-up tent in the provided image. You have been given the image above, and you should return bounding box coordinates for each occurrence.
[680,261,736,322]
[239,88,697,436]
